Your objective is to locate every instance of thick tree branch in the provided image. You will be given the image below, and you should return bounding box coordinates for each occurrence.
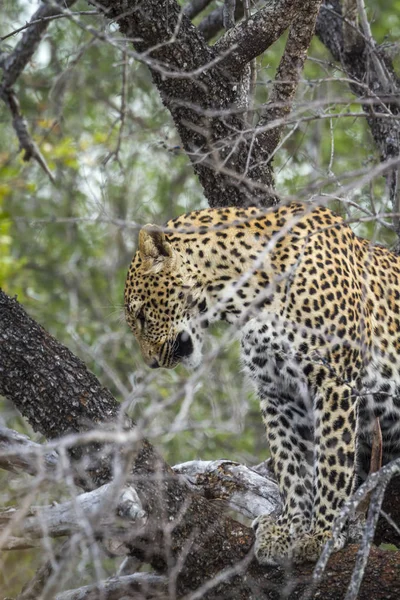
[92,0,277,207]
[55,573,168,600]
[214,0,297,73]
[0,426,58,475]
[173,459,281,518]
[0,483,146,546]
[0,428,281,523]
[198,2,245,41]
[255,0,323,159]
[1,425,397,548]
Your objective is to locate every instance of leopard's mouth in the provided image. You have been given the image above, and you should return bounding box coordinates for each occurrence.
[143,329,204,370]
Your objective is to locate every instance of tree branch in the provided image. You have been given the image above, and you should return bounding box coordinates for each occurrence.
[55,573,168,600]
[1,422,397,550]
[0,0,78,181]
[173,459,281,518]
[198,2,245,41]
[0,87,55,182]
[183,0,214,21]
[214,0,297,73]
[0,425,58,475]
[91,0,277,207]
[255,0,323,160]
[0,483,146,546]
[1,0,77,89]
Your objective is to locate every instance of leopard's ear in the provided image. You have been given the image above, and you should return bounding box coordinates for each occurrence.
[138,225,172,260]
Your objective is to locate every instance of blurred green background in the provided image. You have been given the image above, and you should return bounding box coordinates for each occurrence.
[1,0,399,594]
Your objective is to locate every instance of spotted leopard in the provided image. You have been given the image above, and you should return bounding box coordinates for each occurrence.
[124,202,400,564]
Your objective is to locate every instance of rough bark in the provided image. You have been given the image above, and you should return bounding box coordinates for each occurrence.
[0,290,121,487]
[213,0,297,72]
[90,0,277,208]
[255,0,322,161]
[56,545,400,600]
[1,425,397,550]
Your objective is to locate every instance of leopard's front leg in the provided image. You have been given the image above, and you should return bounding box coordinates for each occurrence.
[292,377,358,563]
[253,383,314,565]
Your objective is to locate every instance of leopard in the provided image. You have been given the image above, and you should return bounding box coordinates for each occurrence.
[124,201,400,565]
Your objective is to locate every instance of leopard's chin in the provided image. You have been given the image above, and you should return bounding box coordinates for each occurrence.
[181,348,203,370]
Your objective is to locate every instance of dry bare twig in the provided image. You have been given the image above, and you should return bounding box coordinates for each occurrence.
[0,0,78,181]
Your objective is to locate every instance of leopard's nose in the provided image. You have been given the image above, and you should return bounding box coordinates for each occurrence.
[148,358,160,369]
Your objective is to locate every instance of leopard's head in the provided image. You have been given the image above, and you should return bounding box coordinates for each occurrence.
[124,225,208,369]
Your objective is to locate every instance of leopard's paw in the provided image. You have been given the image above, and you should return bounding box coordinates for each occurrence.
[252,514,292,566]
[292,530,346,564]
